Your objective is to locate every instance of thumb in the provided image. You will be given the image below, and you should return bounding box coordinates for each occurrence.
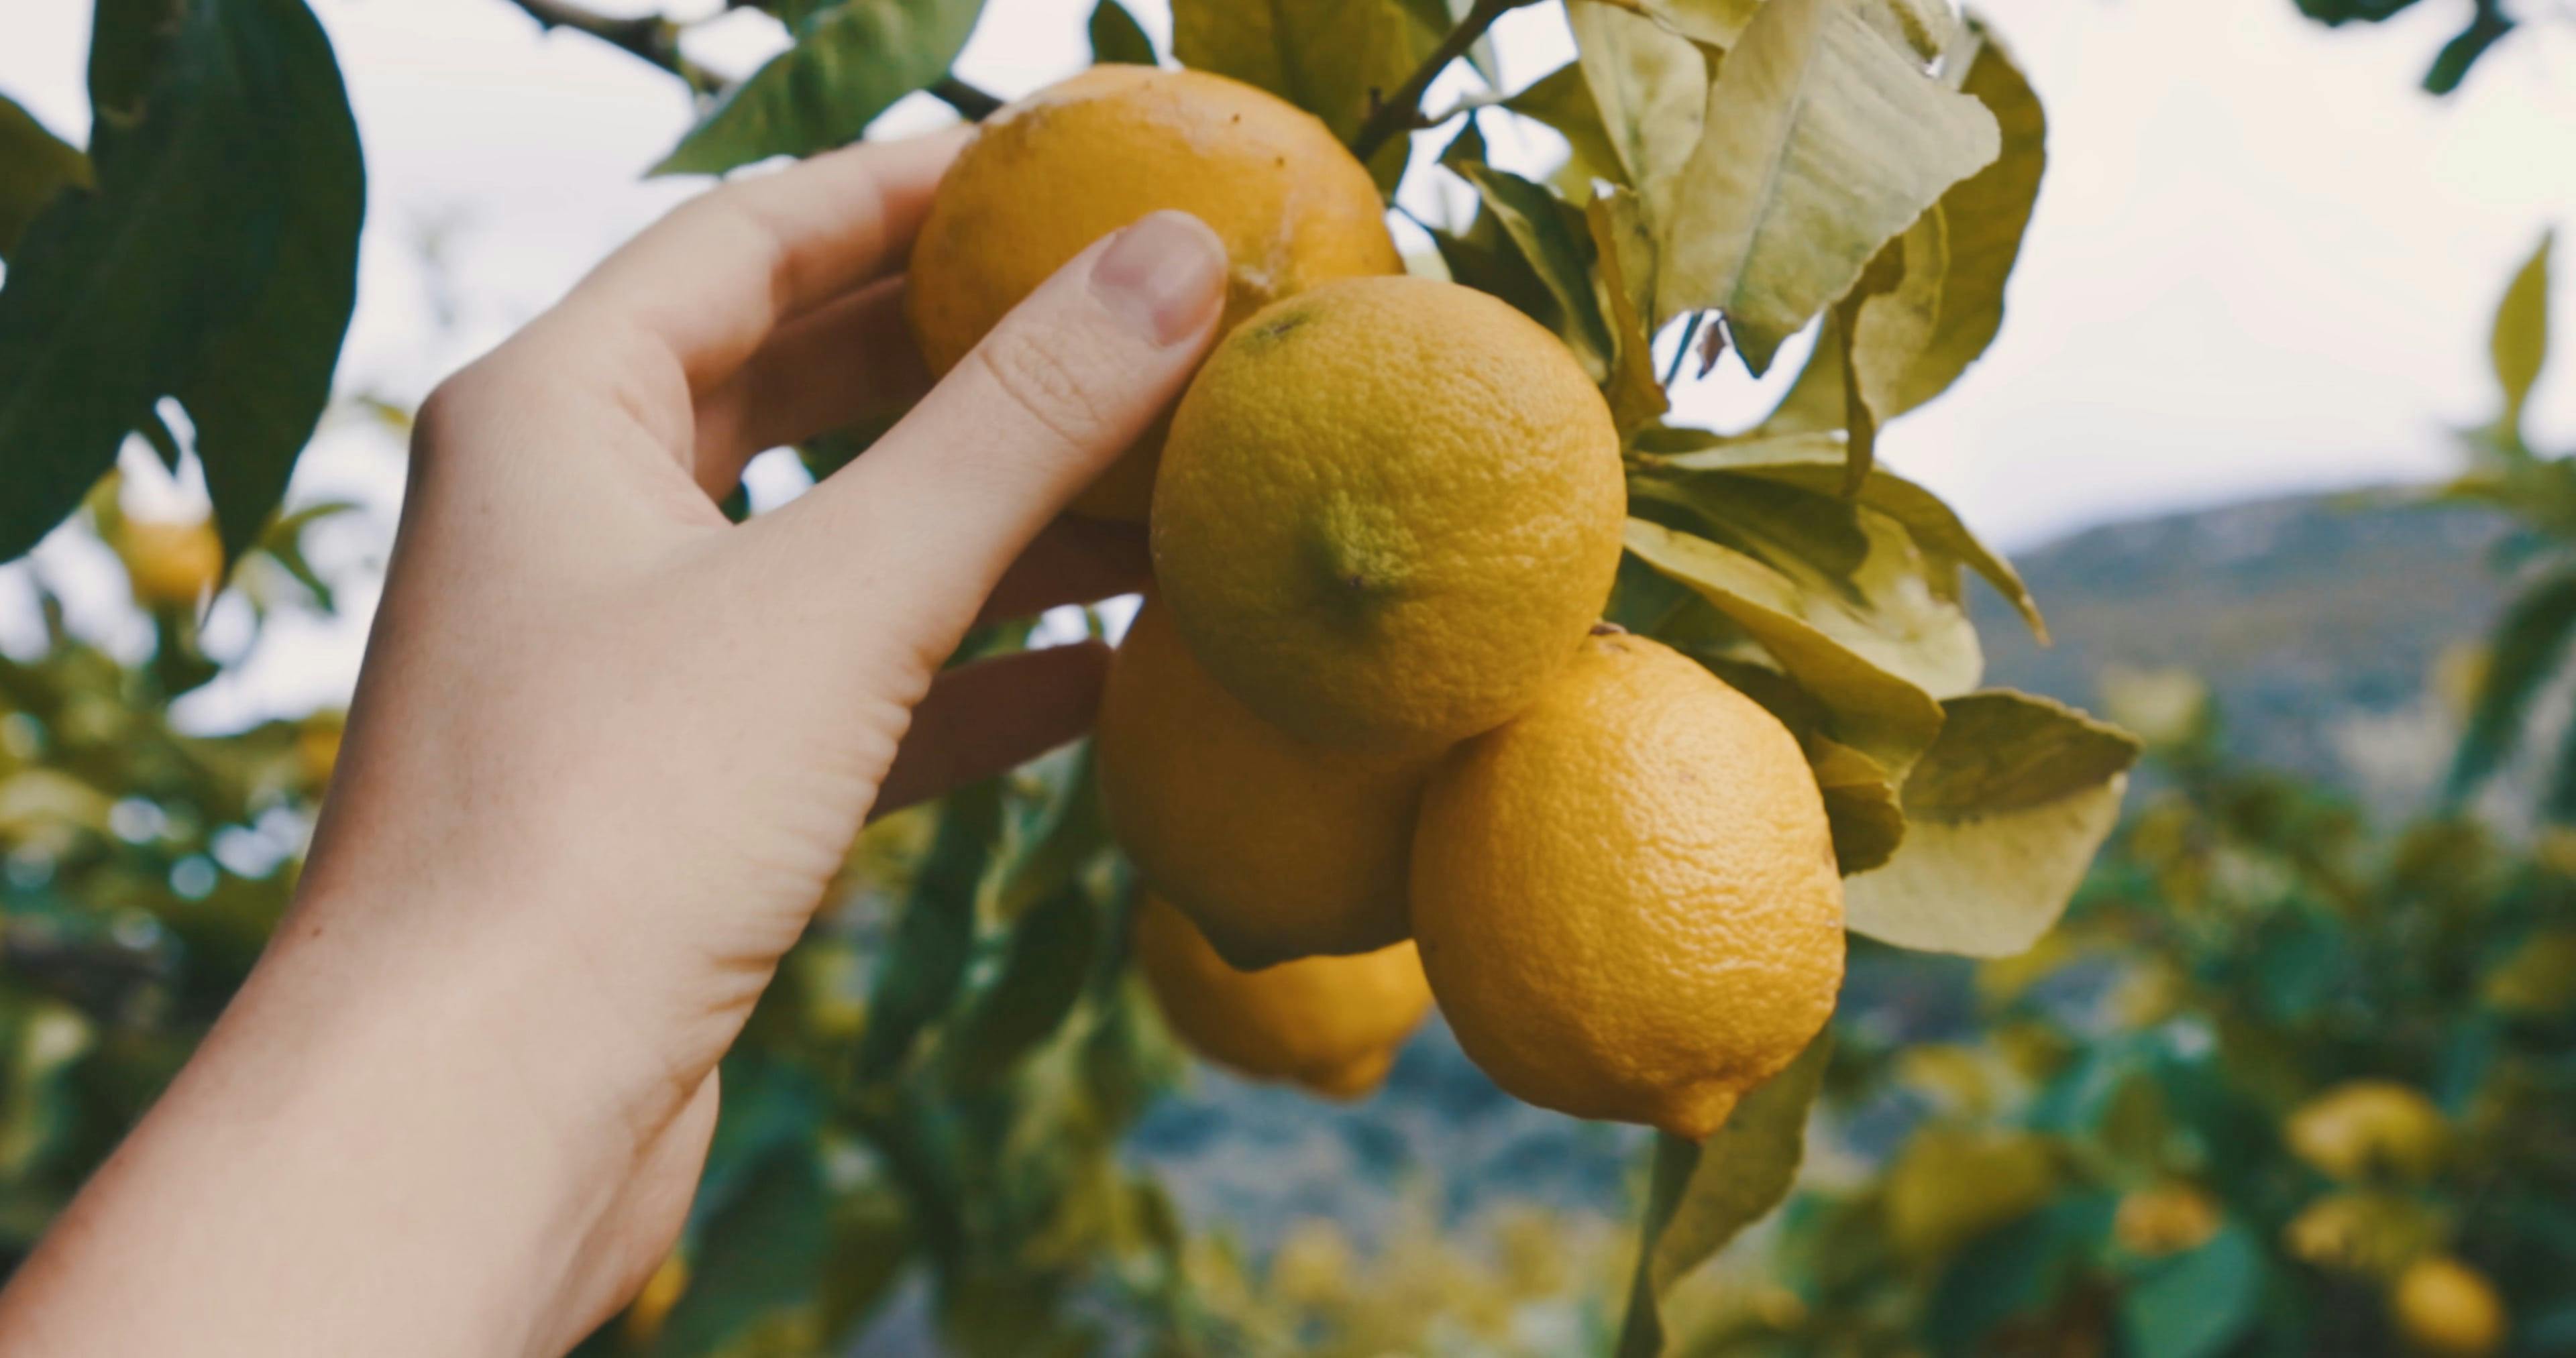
[769,209,1227,638]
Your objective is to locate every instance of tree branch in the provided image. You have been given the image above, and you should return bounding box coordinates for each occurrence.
[502,0,722,94]
[1349,0,1527,164]
[502,0,1006,121]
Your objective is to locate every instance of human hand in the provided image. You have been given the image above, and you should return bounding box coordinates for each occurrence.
[0,132,1227,1357]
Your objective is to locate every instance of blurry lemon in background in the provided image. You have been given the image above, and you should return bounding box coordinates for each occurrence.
[1130,893,1431,1099]
[117,516,221,608]
[2391,1255,2506,1357]
[2287,1080,2448,1181]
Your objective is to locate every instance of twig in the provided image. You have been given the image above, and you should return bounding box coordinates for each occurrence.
[1348,0,1527,163]
[1662,313,1703,389]
[503,0,722,95]
[930,76,1004,122]
[504,0,1006,122]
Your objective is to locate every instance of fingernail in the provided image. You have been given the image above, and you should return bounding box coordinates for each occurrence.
[1090,211,1227,347]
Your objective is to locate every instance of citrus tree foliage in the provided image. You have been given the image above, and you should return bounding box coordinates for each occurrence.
[2440,233,2576,816]
[1701,687,2576,1357]
[0,0,2150,1351]
[0,0,364,565]
[2292,0,2524,95]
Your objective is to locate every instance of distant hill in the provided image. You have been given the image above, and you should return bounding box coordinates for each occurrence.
[1126,487,2524,1263]
[1975,488,2515,809]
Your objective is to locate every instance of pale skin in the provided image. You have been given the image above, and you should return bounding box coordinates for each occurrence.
[0,131,1230,1357]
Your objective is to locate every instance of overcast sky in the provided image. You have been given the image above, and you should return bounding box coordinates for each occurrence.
[1,0,2571,725]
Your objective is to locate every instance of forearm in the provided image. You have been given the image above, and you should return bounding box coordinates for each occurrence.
[0,902,666,1358]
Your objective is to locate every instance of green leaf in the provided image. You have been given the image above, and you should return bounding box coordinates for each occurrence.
[1844,689,2139,956]
[1587,188,1670,433]
[1808,734,1904,873]
[1568,0,1705,231]
[1640,429,2044,637]
[655,1142,832,1357]
[1655,0,2000,369]
[1426,208,1562,335]
[1631,475,1986,699]
[656,0,987,176]
[1087,0,1159,64]
[1171,0,1438,190]
[0,95,90,259]
[2117,1223,2263,1358]
[1892,21,2045,416]
[1623,516,1945,771]
[945,883,1098,1087]
[2449,569,2576,803]
[1614,1030,1831,1358]
[852,780,1003,1081]
[1501,61,1625,189]
[171,0,364,563]
[2422,0,2512,95]
[2492,229,2552,440]
[1458,162,1613,378]
[994,744,1108,921]
[0,0,360,566]
[1924,1193,2114,1353]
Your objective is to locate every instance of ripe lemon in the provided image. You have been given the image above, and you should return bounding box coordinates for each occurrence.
[2287,1080,2448,1181]
[1409,630,1841,1138]
[1131,893,1431,1098]
[1097,598,1426,967]
[2391,1255,2506,1357]
[118,516,221,607]
[2112,1182,2221,1257]
[906,64,1400,521]
[1153,276,1626,754]
[1885,1125,2057,1261]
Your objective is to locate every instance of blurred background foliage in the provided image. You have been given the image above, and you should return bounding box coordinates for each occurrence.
[3,0,2574,1355]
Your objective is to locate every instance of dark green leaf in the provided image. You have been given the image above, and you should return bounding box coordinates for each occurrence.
[853,779,1002,1081]
[1087,0,1158,64]
[2448,569,2576,803]
[1457,162,1614,377]
[172,0,364,563]
[0,95,90,258]
[2117,1223,2263,1358]
[995,743,1108,921]
[2423,0,2511,95]
[0,0,358,565]
[657,0,987,176]
[1924,1194,2114,1355]
[945,883,1097,1086]
[654,1142,832,1357]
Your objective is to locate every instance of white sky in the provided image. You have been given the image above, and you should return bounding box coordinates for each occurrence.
[0,0,2571,727]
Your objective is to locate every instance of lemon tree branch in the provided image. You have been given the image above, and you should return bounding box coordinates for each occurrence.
[1349,0,1530,163]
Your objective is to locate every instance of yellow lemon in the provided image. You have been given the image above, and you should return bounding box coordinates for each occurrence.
[1131,893,1432,1098]
[906,64,1399,520]
[2391,1255,2506,1357]
[117,516,221,607]
[1409,630,1841,1138]
[1152,275,1625,755]
[2288,1080,2448,1181]
[1097,598,1428,966]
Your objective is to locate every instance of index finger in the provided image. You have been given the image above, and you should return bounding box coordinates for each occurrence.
[557,127,971,392]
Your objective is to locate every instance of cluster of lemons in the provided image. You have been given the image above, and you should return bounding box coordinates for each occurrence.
[907,67,1842,1139]
[2282,1080,2506,1357]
